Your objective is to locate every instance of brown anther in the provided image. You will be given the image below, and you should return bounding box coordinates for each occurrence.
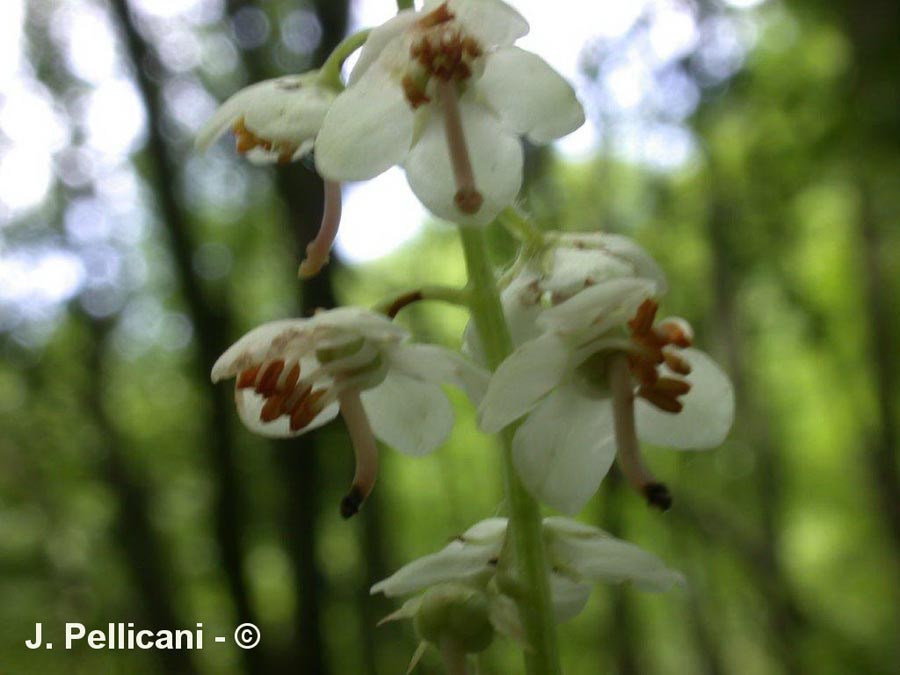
[282,363,301,392]
[418,2,454,29]
[663,350,692,376]
[462,37,482,58]
[256,360,285,397]
[237,365,261,389]
[655,318,693,348]
[637,387,684,414]
[455,187,484,214]
[260,393,287,422]
[289,388,327,431]
[232,118,297,162]
[628,299,659,336]
[651,377,692,396]
[402,75,431,109]
[453,62,472,81]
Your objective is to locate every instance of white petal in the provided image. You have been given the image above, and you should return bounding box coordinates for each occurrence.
[349,11,419,85]
[404,98,523,226]
[478,332,570,433]
[554,233,668,295]
[436,0,529,46]
[389,343,490,405]
[549,574,592,622]
[211,319,311,382]
[545,518,685,592]
[478,47,584,143]
[315,65,415,181]
[512,386,616,514]
[371,523,505,597]
[310,306,408,342]
[197,74,333,154]
[234,388,340,437]
[636,348,734,449]
[538,277,657,338]
[362,372,454,456]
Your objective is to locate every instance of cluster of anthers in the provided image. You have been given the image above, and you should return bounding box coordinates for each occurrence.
[233,336,381,433]
[231,118,299,165]
[626,299,694,414]
[402,3,484,109]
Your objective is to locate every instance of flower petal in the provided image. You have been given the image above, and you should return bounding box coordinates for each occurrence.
[349,10,419,85]
[538,277,657,338]
[636,348,734,449]
[234,388,340,437]
[478,47,584,143]
[554,233,668,295]
[549,574,592,622]
[404,98,523,226]
[362,372,454,456]
[315,65,415,181]
[388,343,490,405]
[371,519,506,597]
[512,385,616,514]
[197,74,334,156]
[211,319,311,382]
[478,331,570,433]
[432,0,529,46]
[545,518,685,592]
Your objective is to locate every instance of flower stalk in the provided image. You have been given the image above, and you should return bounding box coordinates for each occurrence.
[440,639,470,675]
[319,29,372,89]
[458,226,562,675]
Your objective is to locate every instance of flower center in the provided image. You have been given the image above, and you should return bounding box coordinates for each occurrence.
[402,3,484,109]
[232,118,298,164]
[627,299,693,413]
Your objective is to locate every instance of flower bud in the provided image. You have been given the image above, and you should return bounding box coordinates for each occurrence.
[413,583,494,653]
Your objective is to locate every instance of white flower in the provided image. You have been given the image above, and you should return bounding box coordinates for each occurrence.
[212,307,488,516]
[372,517,683,639]
[197,73,336,164]
[477,236,735,515]
[196,72,345,279]
[314,0,585,226]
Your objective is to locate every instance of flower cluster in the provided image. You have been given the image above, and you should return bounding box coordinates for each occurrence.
[197,1,735,668]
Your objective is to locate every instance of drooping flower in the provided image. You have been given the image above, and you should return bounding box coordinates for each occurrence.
[211,307,488,517]
[373,517,683,653]
[477,235,735,515]
[196,73,343,278]
[315,0,585,226]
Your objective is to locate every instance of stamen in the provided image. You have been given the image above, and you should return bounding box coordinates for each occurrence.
[437,80,483,215]
[256,360,285,396]
[609,355,672,511]
[299,180,343,279]
[237,365,261,389]
[628,299,659,336]
[337,389,379,519]
[663,348,692,375]
[418,2,454,29]
[655,317,693,348]
[232,118,298,164]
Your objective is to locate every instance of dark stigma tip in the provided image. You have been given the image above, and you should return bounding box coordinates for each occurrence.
[340,487,364,519]
[645,482,673,511]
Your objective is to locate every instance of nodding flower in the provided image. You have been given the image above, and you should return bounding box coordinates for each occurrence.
[212,307,488,518]
[195,73,344,279]
[477,234,734,515]
[314,0,585,227]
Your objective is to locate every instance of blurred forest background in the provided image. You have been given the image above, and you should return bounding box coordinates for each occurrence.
[1,0,898,673]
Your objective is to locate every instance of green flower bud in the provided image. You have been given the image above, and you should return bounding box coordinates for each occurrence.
[413,583,494,654]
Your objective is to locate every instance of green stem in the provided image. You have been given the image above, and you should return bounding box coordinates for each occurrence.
[458,227,562,675]
[396,0,415,10]
[319,29,372,89]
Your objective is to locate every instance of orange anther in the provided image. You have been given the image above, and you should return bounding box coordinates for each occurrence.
[256,360,285,396]
[237,365,261,389]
